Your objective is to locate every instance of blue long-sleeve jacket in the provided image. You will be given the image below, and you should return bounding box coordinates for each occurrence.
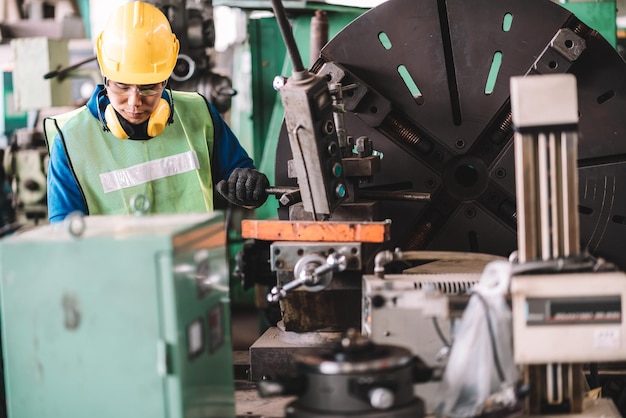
[46,85,254,222]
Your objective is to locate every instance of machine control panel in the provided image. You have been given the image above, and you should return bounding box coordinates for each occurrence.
[277,73,348,218]
[511,271,626,364]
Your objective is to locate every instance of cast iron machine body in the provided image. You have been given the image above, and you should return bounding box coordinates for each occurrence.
[242,1,626,410]
[273,0,626,265]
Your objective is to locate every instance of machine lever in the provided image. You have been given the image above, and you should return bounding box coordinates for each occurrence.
[266,186,302,206]
[43,56,97,81]
[270,0,305,74]
[312,253,347,277]
[267,253,347,303]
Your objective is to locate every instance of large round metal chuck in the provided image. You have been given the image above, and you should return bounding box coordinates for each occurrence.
[275,0,626,270]
[285,333,425,417]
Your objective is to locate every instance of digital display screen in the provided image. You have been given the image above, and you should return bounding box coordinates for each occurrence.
[526,295,622,325]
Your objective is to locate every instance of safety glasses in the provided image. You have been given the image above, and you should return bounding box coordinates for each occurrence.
[106,80,164,97]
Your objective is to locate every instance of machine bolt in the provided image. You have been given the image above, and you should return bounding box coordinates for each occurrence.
[325,253,347,272]
[368,387,395,409]
[323,120,335,134]
[272,76,287,91]
[356,136,373,157]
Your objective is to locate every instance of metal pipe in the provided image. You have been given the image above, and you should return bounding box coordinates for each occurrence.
[266,186,299,195]
[43,56,97,81]
[538,132,551,260]
[266,186,302,206]
[359,190,431,202]
[373,249,398,278]
[270,0,305,75]
[310,10,328,68]
[561,132,580,257]
[373,248,503,279]
[514,132,537,262]
[549,132,559,258]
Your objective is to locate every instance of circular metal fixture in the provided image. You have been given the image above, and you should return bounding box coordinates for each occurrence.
[275,0,626,269]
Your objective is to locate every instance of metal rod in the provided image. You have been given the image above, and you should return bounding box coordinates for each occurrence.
[266,186,299,195]
[538,132,551,260]
[43,56,97,80]
[561,132,580,256]
[515,133,538,262]
[358,190,431,202]
[310,10,328,68]
[266,187,302,206]
[270,0,305,74]
[549,132,560,258]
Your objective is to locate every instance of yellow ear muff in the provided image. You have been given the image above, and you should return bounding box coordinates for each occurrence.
[147,98,171,137]
[104,104,129,139]
[103,98,171,139]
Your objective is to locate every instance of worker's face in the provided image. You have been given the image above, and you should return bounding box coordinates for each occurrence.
[105,80,166,125]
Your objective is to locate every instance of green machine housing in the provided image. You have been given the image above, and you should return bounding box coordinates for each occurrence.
[0,213,235,418]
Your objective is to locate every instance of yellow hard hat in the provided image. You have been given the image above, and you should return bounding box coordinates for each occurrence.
[96,1,180,85]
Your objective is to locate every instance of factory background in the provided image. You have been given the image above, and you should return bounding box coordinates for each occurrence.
[2,1,626,417]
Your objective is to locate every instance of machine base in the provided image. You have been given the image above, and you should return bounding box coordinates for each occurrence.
[249,326,342,381]
[285,397,425,418]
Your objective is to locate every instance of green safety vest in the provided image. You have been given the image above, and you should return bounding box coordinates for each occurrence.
[44,91,215,215]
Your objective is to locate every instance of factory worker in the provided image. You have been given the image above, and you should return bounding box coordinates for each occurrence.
[45,1,268,223]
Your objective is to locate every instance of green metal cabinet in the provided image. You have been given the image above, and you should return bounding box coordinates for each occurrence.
[0,213,235,418]
[0,72,28,143]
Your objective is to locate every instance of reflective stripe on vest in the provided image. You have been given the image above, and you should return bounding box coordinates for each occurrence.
[100,150,200,193]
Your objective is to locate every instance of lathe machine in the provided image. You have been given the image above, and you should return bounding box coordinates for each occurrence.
[239,0,626,416]
[2,0,626,416]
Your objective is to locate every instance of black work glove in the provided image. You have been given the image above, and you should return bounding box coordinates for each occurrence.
[216,168,270,209]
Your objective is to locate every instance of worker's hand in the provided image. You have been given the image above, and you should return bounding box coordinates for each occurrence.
[217,168,269,209]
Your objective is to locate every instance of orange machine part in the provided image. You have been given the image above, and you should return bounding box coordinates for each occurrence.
[241,220,391,243]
